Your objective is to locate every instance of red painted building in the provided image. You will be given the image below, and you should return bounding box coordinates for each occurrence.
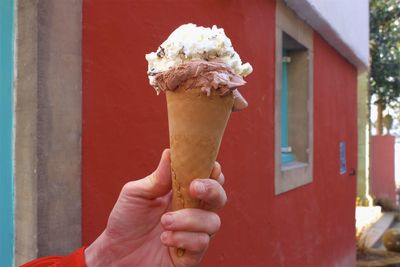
[8,0,369,266]
[370,136,397,207]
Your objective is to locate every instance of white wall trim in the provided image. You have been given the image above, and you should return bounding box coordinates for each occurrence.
[284,0,369,71]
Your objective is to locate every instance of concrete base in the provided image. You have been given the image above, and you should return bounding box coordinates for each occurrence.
[356,206,382,238]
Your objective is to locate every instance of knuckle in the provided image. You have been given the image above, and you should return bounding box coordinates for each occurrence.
[121,181,135,194]
[184,214,195,227]
[207,182,220,198]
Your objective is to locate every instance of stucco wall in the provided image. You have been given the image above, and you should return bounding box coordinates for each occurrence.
[82,0,357,266]
[36,0,82,256]
[370,136,396,206]
[14,0,38,264]
[14,0,82,262]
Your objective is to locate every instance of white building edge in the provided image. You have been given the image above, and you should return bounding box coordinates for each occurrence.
[285,0,369,72]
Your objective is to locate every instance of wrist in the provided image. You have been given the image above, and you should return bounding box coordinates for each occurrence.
[84,231,120,267]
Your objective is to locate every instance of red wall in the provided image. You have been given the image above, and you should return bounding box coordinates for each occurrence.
[82,1,357,266]
[370,135,396,206]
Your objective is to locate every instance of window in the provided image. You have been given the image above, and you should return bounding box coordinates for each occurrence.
[275,0,313,194]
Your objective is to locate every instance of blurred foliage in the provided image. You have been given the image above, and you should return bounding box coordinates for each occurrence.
[370,0,400,109]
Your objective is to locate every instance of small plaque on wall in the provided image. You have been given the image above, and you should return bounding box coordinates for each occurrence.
[340,141,347,175]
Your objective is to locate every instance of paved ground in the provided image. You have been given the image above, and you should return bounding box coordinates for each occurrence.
[357,212,400,267]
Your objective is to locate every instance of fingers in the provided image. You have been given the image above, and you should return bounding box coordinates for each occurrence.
[161,209,221,236]
[210,161,224,185]
[160,161,226,267]
[160,209,221,266]
[162,231,209,267]
[190,179,227,211]
[121,149,172,200]
[161,231,209,253]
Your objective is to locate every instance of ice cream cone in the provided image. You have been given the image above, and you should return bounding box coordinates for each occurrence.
[166,86,234,210]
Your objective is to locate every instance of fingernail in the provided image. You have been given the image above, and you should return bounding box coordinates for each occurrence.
[194,181,206,194]
[162,214,173,226]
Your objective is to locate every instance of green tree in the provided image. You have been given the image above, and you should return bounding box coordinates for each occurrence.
[370,0,400,135]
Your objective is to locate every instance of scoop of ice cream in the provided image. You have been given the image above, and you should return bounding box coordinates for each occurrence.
[154,61,248,111]
[146,23,253,90]
[155,61,245,94]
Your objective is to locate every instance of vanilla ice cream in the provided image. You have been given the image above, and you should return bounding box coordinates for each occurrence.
[146,23,253,93]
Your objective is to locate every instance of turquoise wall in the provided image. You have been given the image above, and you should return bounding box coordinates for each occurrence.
[0,0,14,266]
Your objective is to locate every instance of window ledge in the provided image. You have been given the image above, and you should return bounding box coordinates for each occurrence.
[281,161,308,171]
[275,161,312,195]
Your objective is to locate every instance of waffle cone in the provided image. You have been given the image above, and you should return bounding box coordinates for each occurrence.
[166,87,234,210]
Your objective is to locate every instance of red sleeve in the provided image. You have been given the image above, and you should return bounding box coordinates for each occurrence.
[20,247,87,267]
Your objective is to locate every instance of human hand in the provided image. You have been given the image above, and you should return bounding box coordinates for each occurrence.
[84,149,227,267]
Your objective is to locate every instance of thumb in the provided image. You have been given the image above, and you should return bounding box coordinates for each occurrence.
[123,149,172,199]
